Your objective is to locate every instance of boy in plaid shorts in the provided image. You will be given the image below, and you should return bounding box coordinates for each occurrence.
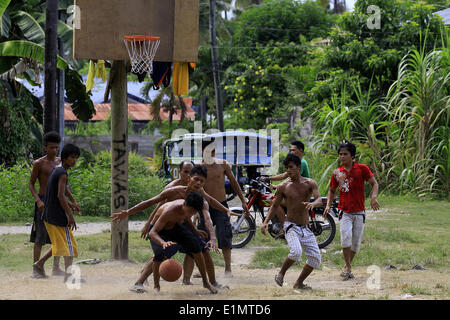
[261,153,323,290]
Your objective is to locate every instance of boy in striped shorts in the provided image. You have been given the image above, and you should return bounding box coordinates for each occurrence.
[261,153,323,290]
[32,144,81,283]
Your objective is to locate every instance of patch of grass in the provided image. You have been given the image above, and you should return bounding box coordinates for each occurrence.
[249,247,307,270]
[364,228,421,244]
[250,247,289,269]
[251,230,285,247]
[401,283,432,296]
[0,234,33,272]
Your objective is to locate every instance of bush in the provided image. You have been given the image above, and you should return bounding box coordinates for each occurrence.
[0,162,33,222]
[68,151,165,219]
[0,152,166,222]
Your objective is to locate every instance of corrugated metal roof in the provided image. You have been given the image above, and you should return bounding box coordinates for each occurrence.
[434,8,450,25]
[64,97,195,121]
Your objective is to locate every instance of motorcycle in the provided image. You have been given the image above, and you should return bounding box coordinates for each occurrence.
[229,177,339,249]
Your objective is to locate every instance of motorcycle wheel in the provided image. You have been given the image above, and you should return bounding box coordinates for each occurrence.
[310,211,336,249]
[230,212,256,249]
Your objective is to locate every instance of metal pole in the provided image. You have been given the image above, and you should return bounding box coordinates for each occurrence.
[209,0,224,131]
[43,0,58,134]
[57,10,65,150]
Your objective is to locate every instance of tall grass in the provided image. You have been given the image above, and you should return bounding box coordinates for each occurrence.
[386,47,450,198]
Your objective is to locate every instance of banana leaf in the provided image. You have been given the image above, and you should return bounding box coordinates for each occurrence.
[0,0,11,18]
[65,68,96,121]
[0,40,67,70]
[0,7,10,38]
[11,10,45,45]
[35,13,73,50]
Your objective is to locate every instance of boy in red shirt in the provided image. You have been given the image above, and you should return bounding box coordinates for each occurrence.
[324,141,379,280]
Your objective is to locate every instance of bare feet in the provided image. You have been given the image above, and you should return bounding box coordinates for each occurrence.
[52,268,66,276]
[182,279,194,285]
[153,286,160,294]
[211,282,229,290]
[224,270,233,278]
[130,283,147,293]
[274,273,284,287]
[341,271,354,281]
[293,282,312,290]
[340,266,351,277]
[32,263,47,279]
[203,281,218,294]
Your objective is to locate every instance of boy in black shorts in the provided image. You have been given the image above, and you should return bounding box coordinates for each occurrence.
[28,132,67,277]
[148,192,218,294]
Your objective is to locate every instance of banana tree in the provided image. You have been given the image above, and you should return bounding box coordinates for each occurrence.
[0,1,94,121]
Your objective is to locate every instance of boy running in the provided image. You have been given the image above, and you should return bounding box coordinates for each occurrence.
[261,153,322,290]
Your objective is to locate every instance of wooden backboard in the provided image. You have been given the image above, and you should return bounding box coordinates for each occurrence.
[73,0,199,62]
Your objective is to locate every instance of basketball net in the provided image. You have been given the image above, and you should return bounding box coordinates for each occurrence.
[124,36,160,75]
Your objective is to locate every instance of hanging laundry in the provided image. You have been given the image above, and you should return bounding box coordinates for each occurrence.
[151,61,172,89]
[86,60,107,92]
[86,60,96,92]
[95,60,107,81]
[172,62,189,96]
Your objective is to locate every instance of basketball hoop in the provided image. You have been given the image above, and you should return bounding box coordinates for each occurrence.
[124,35,160,75]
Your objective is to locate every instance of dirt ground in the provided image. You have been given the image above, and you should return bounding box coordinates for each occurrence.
[0,245,448,300]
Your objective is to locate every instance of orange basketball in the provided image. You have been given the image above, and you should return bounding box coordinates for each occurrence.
[159,259,182,282]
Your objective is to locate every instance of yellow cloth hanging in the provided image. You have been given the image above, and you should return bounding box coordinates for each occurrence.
[86,60,107,92]
[96,60,107,81]
[172,62,189,96]
[86,60,96,92]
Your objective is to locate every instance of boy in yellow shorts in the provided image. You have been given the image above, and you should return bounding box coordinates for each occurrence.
[32,144,81,282]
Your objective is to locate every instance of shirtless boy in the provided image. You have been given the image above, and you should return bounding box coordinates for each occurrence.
[111,165,232,292]
[28,132,79,277]
[201,139,250,277]
[133,160,194,285]
[161,161,193,190]
[261,153,322,290]
[32,144,81,282]
[149,193,218,294]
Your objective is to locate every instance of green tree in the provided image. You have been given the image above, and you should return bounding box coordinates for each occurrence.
[311,0,446,107]
[221,0,335,128]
